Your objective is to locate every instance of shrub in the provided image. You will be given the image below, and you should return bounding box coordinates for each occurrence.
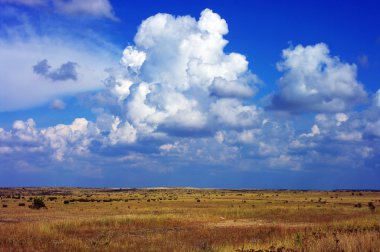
[18,203,25,206]
[368,202,376,212]
[2,204,7,208]
[77,198,91,202]
[63,200,70,204]
[354,203,362,208]
[29,197,46,209]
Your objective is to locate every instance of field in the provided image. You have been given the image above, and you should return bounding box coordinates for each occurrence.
[0,188,379,252]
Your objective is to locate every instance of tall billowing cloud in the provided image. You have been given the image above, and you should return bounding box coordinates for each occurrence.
[270,43,367,113]
[103,9,259,141]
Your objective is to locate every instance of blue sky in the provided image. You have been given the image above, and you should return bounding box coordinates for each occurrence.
[0,0,380,189]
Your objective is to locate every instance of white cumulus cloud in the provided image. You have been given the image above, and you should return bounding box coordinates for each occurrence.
[102,8,259,139]
[41,118,100,160]
[271,43,367,113]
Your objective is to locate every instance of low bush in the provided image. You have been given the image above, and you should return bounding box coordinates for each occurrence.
[368,202,376,212]
[354,203,362,208]
[29,198,46,209]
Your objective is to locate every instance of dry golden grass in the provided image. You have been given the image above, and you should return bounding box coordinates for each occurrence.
[0,188,379,251]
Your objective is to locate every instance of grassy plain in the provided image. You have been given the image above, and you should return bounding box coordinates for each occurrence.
[0,187,379,251]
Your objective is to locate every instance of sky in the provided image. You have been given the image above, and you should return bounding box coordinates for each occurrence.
[0,0,380,189]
